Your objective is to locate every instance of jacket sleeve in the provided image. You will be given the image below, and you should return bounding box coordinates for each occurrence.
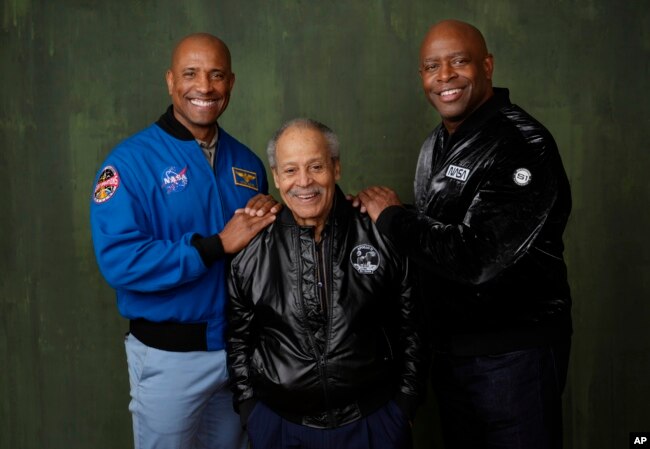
[377,140,563,286]
[226,256,257,418]
[90,159,207,293]
[393,254,427,420]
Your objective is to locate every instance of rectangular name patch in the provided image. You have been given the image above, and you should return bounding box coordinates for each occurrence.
[232,167,259,191]
[445,164,470,182]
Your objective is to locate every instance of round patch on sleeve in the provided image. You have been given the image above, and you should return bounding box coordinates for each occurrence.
[513,168,532,186]
[93,166,120,203]
[350,244,381,274]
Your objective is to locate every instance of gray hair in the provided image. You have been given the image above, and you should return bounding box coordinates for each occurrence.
[266,118,340,168]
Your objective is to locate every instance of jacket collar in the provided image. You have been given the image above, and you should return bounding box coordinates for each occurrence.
[156,105,219,142]
[444,87,512,144]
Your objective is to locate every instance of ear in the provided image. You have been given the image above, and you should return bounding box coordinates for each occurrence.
[333,159,341,181]
[165,70,174,96]
[229,72,236,91]
[272,168,280,189]
[484,54,494,81]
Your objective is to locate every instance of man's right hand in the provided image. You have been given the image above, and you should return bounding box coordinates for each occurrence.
[357,186,403,222]
[243,193,282,217]
[219,209,276,254]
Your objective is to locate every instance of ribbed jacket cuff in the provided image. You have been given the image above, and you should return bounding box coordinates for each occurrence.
[191,233,226,267]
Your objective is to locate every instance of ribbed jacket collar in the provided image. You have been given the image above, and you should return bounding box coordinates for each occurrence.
[156,105,219,141]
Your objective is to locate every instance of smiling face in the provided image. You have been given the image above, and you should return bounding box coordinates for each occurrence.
[165,34,235,141]
[272,125,340,239]
[419,20,494,133]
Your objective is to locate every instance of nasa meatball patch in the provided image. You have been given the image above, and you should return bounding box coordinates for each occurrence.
[350,244,380,274]
[161,166,189,194]
[93,166,120,203]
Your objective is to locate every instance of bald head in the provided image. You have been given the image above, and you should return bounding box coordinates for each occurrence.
[418,20,494,133]
[421,20,489,60]
[170,33,231,70]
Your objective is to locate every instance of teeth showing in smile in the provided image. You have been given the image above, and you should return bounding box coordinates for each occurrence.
[190,99,216,107]
[297,193,317,200]
[440,88,462,97]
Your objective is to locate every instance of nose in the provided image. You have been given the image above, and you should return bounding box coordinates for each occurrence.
[195,73,213,93]
[437,62,457,83]
[296,168,312,187]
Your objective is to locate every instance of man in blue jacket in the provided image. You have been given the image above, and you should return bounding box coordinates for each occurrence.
[90,33,278,449]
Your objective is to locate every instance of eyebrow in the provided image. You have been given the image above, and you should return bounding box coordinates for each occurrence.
[180,65,228,72]
[422,51,470,62]
[279,157,327,167]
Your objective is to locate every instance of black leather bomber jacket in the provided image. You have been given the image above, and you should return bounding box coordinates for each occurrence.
[227,187,425,429]
[377,88,573,357]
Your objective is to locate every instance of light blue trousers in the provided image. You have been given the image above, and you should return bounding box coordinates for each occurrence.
[125,333,247,449]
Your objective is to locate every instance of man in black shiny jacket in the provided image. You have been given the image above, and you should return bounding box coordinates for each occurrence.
[358,20,572,449]
[227,119,425,449]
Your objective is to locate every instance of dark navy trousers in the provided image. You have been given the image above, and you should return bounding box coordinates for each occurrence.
[432,340,571,449]
[246,401,412,449]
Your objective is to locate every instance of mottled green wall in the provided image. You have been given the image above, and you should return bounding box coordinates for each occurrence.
[1,1,649,448]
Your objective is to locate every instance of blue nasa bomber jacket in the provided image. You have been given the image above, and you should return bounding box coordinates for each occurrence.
[90,106,268,351]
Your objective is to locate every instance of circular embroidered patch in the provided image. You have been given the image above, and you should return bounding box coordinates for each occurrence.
[350,244,380,274]
[513,168,532,186]
[93,166,120,203]
[161,166,189,194]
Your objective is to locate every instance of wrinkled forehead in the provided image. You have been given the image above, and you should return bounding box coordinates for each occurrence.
[276,128,331,162]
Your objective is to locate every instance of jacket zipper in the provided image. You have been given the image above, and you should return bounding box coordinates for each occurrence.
[297,228,333,425]
[322,231,336,425]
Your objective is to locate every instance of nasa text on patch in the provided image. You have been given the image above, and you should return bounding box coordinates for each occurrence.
[445,165,470,182]
[161,166,189,194]
[93,166,120,204]
[232,168,259,191]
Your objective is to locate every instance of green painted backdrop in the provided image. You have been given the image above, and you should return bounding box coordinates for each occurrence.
[2,1,649,448]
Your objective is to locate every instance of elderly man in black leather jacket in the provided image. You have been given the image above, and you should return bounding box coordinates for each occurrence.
[227,118,425,449]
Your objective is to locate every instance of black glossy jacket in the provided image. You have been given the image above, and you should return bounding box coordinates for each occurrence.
[377,88,572,356]
[227,187,424,429]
